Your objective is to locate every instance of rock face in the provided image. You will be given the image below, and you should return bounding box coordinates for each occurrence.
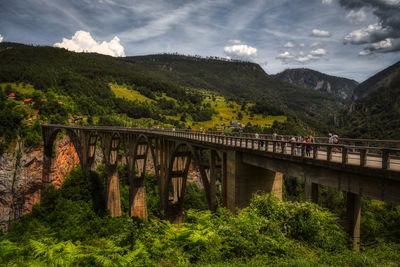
[0,136,79,232]
[273,68,359,102]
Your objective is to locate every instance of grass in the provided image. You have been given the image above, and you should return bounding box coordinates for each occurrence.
[111,83,155,103]
[0,82,37,95]
[198,94,286,129]
[110,83,286,129]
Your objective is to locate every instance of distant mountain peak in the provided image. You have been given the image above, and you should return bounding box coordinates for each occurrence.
[272,68,358,103]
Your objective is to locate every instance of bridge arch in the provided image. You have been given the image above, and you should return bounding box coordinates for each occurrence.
[122,133,160,219]
[162,141,218,223]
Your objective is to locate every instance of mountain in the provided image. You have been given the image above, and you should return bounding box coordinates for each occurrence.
[340,62,400,139]
[122,54,342,127]
[352,61,400,100]
[273,68,359,102]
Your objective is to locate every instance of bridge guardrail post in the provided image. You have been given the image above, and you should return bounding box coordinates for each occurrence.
[291,143,295,156]
[301,143,305,157]
[273,141,277,153]
[360,149,367,167]
[342,147,348,164]
[382,149,390,170]
[313,145,318,159]
[327,146,332,161]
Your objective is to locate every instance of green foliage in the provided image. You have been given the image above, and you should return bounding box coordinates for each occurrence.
[22,120,43,148]
[5,168,395,267]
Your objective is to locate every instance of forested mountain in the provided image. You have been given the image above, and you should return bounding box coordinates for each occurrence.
[0,44,344,134]
[273,68,358,103]
[352,61,400,100]
[123,54,342,126]
[340,62,400,139]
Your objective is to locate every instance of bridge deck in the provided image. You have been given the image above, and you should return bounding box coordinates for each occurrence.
[42,124,400,175]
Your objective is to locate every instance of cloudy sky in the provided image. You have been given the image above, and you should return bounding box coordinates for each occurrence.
[1,0,400,82]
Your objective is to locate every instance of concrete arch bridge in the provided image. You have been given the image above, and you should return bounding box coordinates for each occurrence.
[42,124,400,250]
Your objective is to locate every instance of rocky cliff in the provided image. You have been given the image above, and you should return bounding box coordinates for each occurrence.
[0,136,79,232]
[273,68,358,102]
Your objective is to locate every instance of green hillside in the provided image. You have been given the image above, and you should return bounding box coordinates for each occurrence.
[340,78,400,139]
[339,61,400,139]
[123,54,342,126]
[0,44,312,153]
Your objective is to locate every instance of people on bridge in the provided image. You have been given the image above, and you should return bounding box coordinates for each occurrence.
[305,136,312,157]
[260,134,265,147]
[290,136,297,155]
[329,133,339,153]
[281,136,287,153]
[297,136,303,154]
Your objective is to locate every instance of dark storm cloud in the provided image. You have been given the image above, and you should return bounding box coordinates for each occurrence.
[339,0,400,53]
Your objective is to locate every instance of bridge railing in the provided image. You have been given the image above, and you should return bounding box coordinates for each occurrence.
[42,125,400,172]
[165,128,400,171]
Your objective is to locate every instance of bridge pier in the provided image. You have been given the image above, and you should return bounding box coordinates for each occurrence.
[226,151,283,212]
[304,178,318,203]
[100,133,121,217]
[347,192,361,251]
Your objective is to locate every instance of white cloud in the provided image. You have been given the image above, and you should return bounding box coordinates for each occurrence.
[310,42,321,47]
[311,29,331,37]
[276,51,294,60]
[0,34,3,43]
[229,39,241,44]
[345,9,367,25]
[310,48,327,56]
[277,47,327,64]
[224,44,257,57]
[284,42,294,48]
[370,38,393,49]
[343,24,387,45]
[54,30,125,57]
[299,43,305,47]
[359,50,371,56]
[322,0,334,4]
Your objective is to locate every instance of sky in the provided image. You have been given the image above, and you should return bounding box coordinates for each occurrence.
[1,0,400,82]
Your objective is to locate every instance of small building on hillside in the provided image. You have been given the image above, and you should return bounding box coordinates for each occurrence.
[24,98,33,105]
[8,93,15,100]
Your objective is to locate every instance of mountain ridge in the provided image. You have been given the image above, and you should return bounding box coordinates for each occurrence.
[273,68,359,102]
[352,61,400,100]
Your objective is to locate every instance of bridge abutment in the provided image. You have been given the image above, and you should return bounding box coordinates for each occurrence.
[226,151,283,212]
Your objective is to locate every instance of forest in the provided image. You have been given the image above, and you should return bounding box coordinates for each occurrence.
[1,166,400,266]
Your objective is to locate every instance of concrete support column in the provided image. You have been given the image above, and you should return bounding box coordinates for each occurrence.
[105,164,122,217]
[131,176,147,219]
[226,151,283,212]
[222,152,228,207]
[100,133,121,217]
[209,149,217,212]
[347,192,361,251]
[304,178,318,203]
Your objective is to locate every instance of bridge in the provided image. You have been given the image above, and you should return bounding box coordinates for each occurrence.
[42,124,400,250]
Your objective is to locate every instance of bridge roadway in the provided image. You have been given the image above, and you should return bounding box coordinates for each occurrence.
[42,124,400,250]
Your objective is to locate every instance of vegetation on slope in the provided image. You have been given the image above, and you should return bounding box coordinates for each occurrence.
[339,62,400,139]
[2,167,400,266]
[123,53,342,128]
